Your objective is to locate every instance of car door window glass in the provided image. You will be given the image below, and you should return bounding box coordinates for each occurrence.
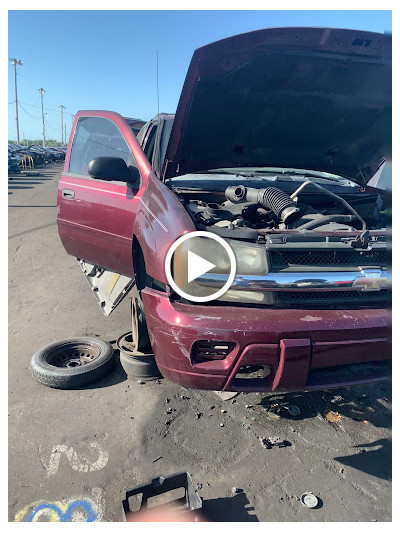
[69,117,135,176]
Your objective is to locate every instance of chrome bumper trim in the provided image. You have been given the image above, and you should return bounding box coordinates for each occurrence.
[196,268,389,292]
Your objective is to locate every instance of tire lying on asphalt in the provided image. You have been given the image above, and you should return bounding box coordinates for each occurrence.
[31,337,115,389]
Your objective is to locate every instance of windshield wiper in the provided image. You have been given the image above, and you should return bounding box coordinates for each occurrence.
[254,168,346,183]
[193,169,255,177]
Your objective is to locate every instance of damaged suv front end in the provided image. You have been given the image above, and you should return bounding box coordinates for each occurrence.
[140,27,391,391]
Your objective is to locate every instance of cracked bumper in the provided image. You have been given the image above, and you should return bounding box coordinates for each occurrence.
[141,288,391,392]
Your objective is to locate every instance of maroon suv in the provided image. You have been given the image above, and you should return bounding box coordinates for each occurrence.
[57,27,391,392]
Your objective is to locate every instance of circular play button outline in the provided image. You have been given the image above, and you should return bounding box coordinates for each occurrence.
[165,231,237,303]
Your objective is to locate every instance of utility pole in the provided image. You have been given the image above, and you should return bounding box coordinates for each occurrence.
[9,58,22,144]
[59,104,65,145]
[64,124,67,146]
[38,88,46,147]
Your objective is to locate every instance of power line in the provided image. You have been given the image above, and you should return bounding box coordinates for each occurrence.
[19,100,74,114]
[19,104,42,120]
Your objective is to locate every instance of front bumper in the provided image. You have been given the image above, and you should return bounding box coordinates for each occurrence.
[141,288,391,392]
[196,268,389,292]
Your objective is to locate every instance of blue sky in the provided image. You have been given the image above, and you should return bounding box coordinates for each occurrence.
[8,10,392,141]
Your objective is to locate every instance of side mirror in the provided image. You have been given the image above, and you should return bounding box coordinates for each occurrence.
[88,157,130,181]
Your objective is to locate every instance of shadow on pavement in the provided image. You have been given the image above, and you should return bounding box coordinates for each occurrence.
[335,438,392,480]
[258,381,391,428]
[9,181,45,186]
[202,491,259,522]
[76,353,128,390]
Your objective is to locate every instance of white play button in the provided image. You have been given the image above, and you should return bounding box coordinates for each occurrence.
[164,231,237,303]
[187,250,216,283]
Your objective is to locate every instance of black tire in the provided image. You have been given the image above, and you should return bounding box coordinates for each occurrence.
[31,337,115,389]
[119,350,161,379]
[131,287,150,351]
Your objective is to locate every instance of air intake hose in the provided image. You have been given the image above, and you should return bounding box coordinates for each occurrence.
[225,185,300,224]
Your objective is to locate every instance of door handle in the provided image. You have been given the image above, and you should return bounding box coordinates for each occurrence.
[62,188,75,199]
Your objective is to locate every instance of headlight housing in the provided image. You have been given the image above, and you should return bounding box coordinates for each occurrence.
[172,236,272,304]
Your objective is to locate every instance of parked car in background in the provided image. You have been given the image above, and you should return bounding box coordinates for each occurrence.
[8,146,21,173]
[57,27,391,393]
[124,117,146,136]
[44,147,65,161]
[8,144,43,167]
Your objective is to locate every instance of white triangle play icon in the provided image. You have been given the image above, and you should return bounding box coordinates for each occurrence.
[187,250,216,283]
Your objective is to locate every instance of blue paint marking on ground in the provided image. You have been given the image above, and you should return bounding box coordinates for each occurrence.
[62,499,98,522]
[25,499,98,522]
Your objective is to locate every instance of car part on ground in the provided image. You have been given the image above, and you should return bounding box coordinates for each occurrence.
[259,436,292,449]
[30,337,115,389]
[300,492,320,509]
[213,391,239,401]
[117,332,161,379]
[122,472,202,521]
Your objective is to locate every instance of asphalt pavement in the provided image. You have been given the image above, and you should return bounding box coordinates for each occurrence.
[8,164,392,522]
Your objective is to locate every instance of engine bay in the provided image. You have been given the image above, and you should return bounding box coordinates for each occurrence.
[166,173,386,241]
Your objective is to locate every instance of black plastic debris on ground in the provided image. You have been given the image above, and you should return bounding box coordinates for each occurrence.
[122,471,202,521]
[259,436,292,449]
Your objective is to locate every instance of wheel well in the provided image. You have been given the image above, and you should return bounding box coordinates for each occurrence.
[132,237,147,290]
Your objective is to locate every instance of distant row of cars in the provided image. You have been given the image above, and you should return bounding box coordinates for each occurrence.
[8,143,67,173]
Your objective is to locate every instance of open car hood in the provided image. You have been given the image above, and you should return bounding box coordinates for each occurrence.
[164,27,391,185]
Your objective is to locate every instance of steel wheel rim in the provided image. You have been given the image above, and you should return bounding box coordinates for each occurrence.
[46,342,101,368]
[117,333,136,356]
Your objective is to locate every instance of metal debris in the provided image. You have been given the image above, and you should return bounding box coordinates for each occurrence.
[195,483,202,490]
[220,409,227,413]
[152,456,162,463]
[232,487,241,494]
[137,380,145,384]
[219,423,225,427]
[165,397,170,403]
[245,404,253,409]
[166,407,173,414]
[195,412,203,419]
[300,492,319,508]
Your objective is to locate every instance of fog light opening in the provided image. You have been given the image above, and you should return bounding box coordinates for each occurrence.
[232,364,272,388]
[192,340,235,362]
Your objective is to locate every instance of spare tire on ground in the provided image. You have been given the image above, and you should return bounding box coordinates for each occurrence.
[31,337,115,389]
